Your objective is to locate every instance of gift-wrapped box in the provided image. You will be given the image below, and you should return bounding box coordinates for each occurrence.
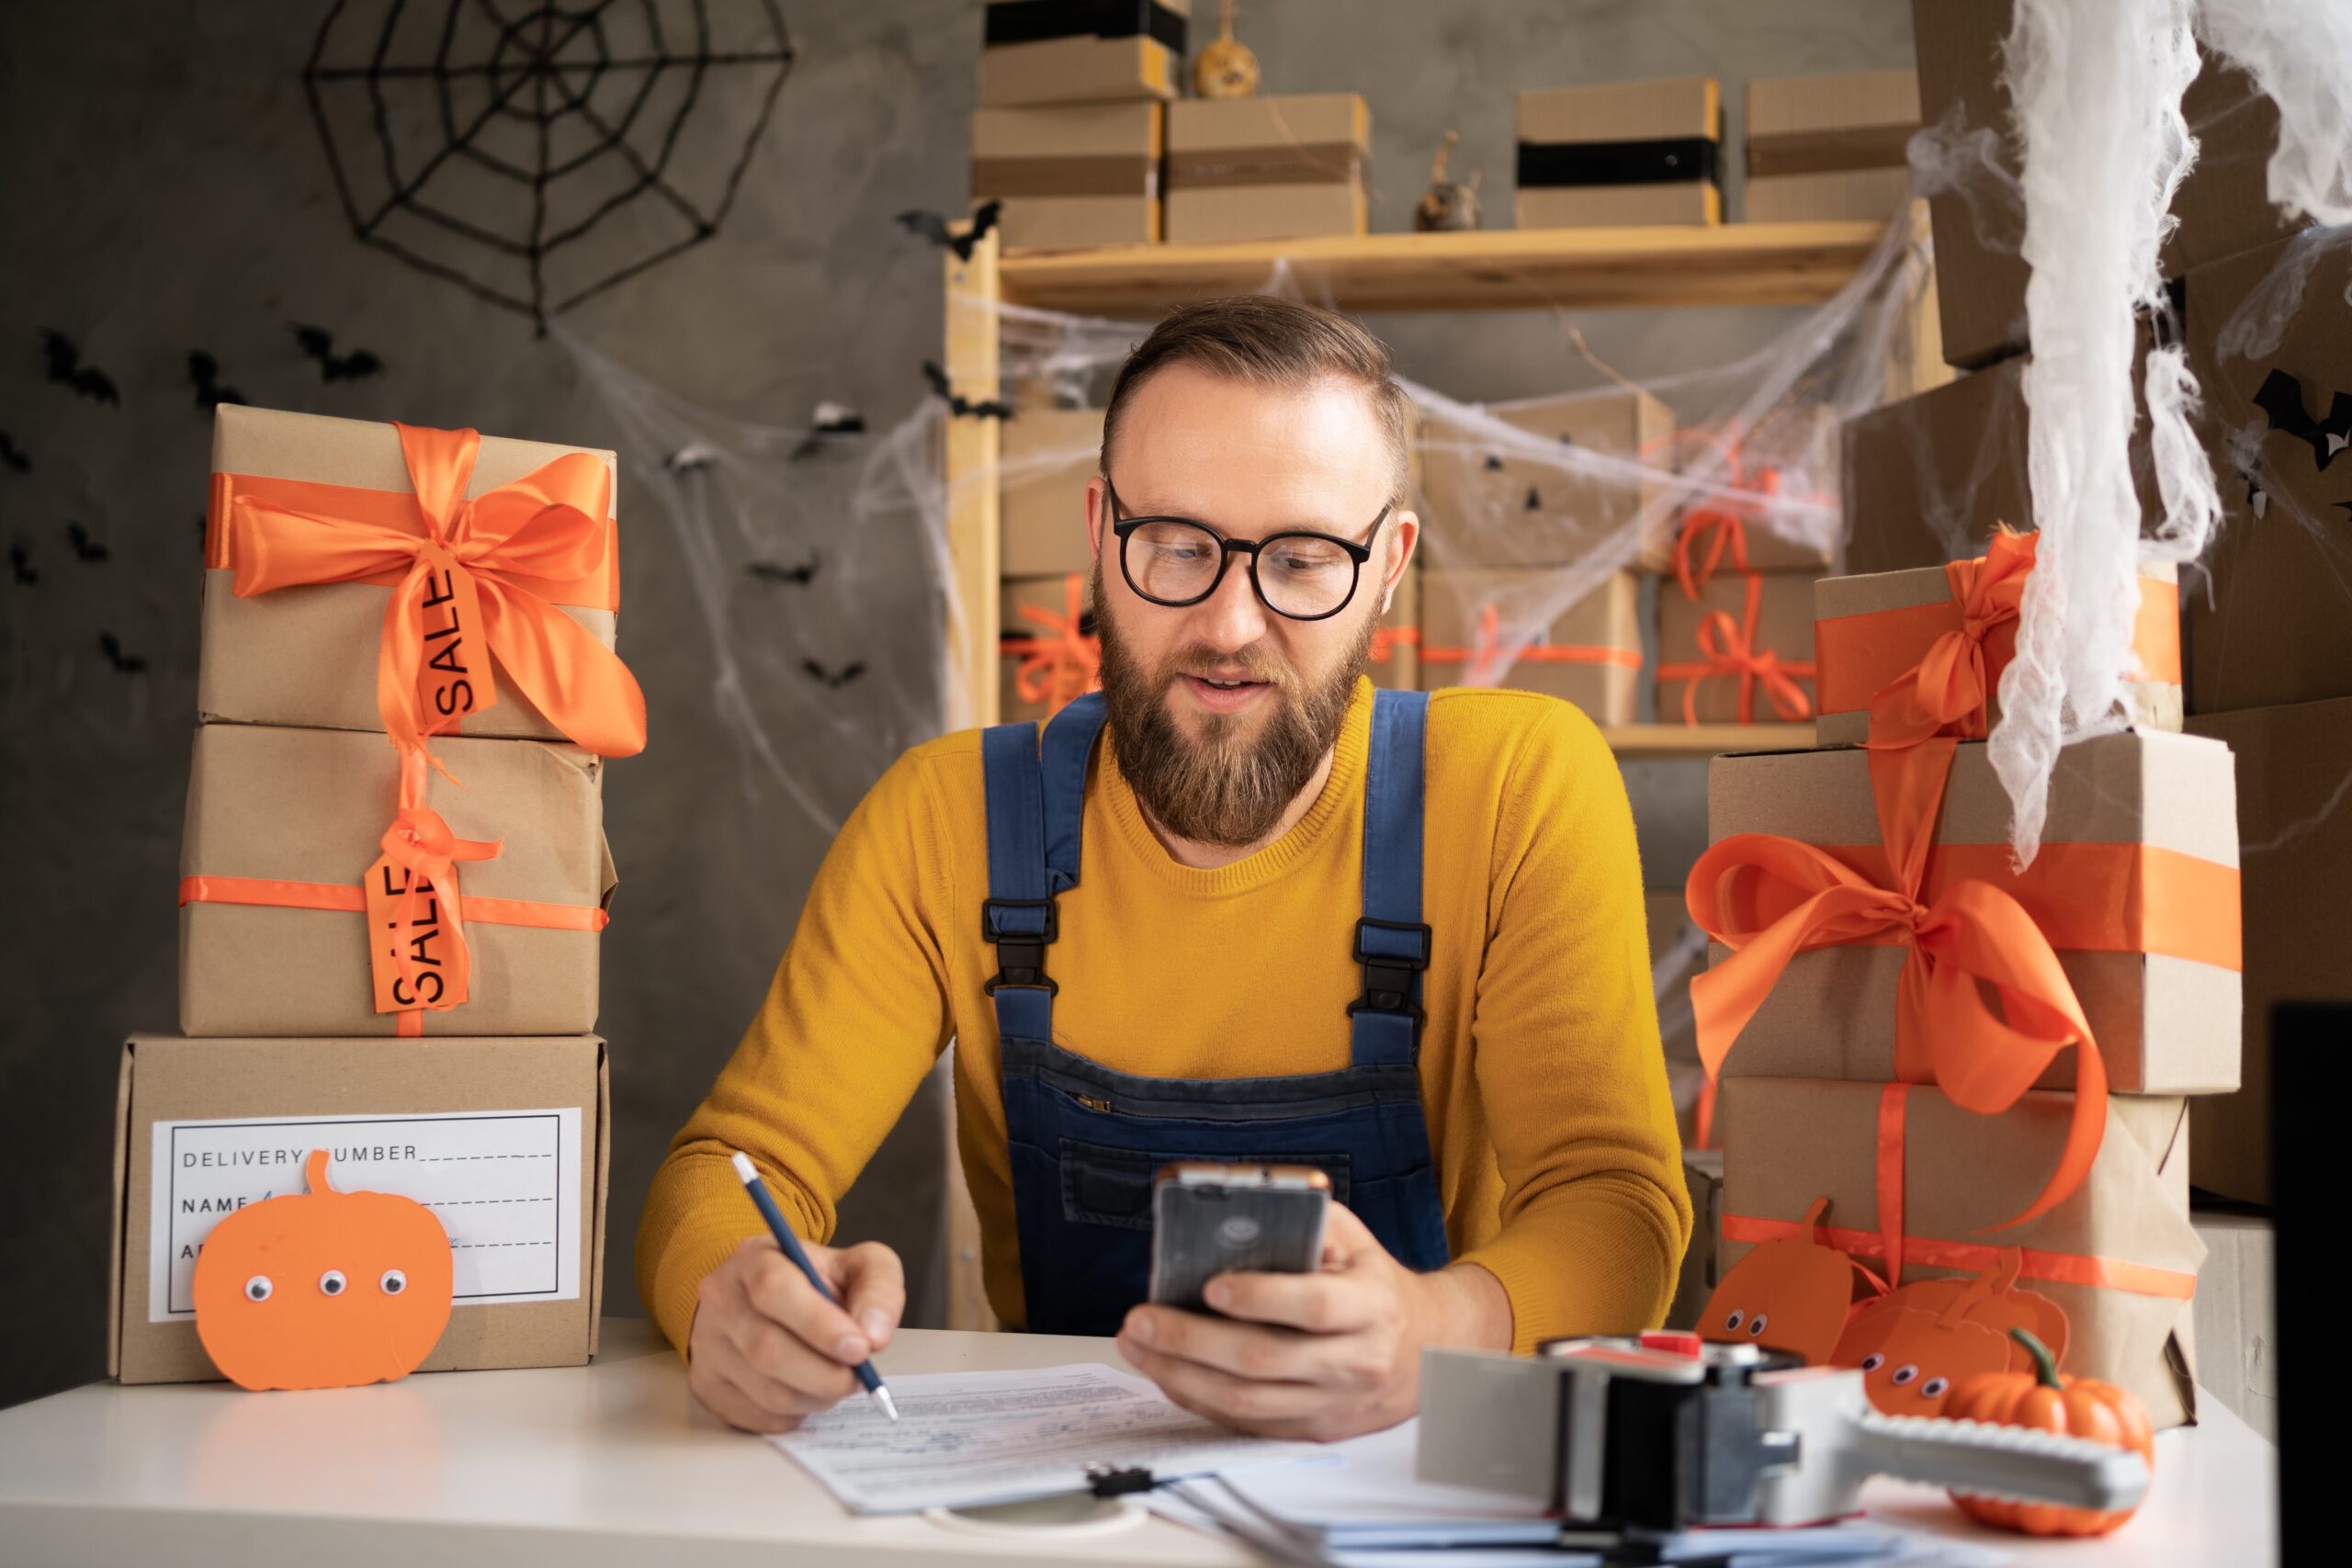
[1912,0,2304,368]
[1812,555,2182,747]
[1165,94,1368,245]
[2189,1208,2276,1440]
[2184,231,2352,715]
[1001,573,1098,724]
[180,724,613,1038]
[972,103,1161,250]
[1001,407,1103,577]
[1639,405,1841,575]
[1657,570,1817,726]
[1516,76,1721,230]
[978,0,1186,107]
[1417,569,1640,724]
[2184,694,2352,1204]
[1741,69,1918,224]
[1698,730,2240,1095]
[201,404,626,745]
[1416,389,1673,570]
[109,1032,608,1384]
[1718,1077,2202,1427]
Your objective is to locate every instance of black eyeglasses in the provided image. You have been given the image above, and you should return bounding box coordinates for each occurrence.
[1103,479,1390,622]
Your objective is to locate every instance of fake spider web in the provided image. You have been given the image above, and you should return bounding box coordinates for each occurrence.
[304,0,794,325]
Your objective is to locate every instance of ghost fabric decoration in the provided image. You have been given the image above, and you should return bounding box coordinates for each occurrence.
[1700,1197,1887,1365]
[191,1149,454,1391]
[1830,1247,2067,1416]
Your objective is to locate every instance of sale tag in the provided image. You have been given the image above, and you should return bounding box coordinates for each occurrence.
[415,541,496,733]
[365,852,469,1015]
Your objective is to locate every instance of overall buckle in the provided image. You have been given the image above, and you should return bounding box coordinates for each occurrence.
[982,897,1059,994]
[1349,917,1431,1020]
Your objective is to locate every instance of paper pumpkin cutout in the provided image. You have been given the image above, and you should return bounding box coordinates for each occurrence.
[1830,1248,2068,1416]
[192,1149,454,1391]
[1700,1197,1887,1364]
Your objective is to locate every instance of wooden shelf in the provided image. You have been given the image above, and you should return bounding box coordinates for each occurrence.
[1601,723,1814,759]
[998,220,1894,316]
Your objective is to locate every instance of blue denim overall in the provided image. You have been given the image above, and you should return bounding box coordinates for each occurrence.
[982,687,1452,1337]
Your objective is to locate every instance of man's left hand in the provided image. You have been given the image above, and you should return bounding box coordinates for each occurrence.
[1114,1202,1511,1442]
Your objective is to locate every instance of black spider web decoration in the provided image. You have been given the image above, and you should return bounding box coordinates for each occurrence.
[304,0,794,328]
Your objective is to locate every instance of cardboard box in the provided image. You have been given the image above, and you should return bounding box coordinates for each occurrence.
[1702,730,2241,1095]
[972,102,1162,250]
[180,724,613,1038]
[1001,572,1097,724]
[1640,405,1842,575]
[1742,69,1919,224]
[1656,569,1817,725]
[1418,569,1640,725]
[1516,76,1722,230]
[1812,558,2182,746]
[2189,1207,2277,1440]
[1663,1146,1724,1332]
[2183,231,2352,714]
[1719,1077,2202,1427]
[201,404,621,743]
[2184,694,2352,1204]
[1165,94,1368,245]
[1912,0,2306,368]
[1001,407,1103,577]
[110,1032,608,1385]
[978,0,1186,107]
[1416,389,1675,570]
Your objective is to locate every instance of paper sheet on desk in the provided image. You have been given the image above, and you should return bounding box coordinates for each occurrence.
[771,1363,1317,1515]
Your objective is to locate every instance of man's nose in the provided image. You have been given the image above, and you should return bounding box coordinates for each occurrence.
[1189,550,1272,652]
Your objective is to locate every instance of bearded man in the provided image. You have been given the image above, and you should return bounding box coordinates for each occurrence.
[639,295,1690,1443]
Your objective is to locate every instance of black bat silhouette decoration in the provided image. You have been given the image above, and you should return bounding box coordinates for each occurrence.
[0,430,28,473]
[188,351,246,410]
[790,401,867,460]
[8,543,35,585]
[921,360,1015,421]
[292,323,386,382]
[1482,454,1504,470]
[2254,368,2352,472]
[746,550,821,586]
[65,522,109,562]
[801,658,867,688]
[98,631,146,673]
[895,200,1002,261]
[1524,485,1543,511]
[40,331,119,406]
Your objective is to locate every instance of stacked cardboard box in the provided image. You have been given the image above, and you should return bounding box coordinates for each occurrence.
[1165,94,1370,244]
[1740,70,1919,224]
[978,0,1187,108]
[1515,76,1723,230]
[112,405,627,1383]
[999,408,1102,723]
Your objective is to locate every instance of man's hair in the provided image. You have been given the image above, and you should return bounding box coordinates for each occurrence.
[1100,296,1414,508]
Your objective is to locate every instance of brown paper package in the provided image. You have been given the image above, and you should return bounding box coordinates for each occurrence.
[1811,563,2184,746]
[1741,69,1919,225]
[1165,94,1368,245]
[977,0,1186,107]
[109,1033,608,1384]
[1000,572,1097,725]
[1656,570,1817,725]
[201,403,619,744]
[1001,407,1104,577]
[2183,231,2352,715]
[180,724,613,1038]
[1639,403,1842,575]
[1718,1077,2201,1427]
[971,102,1162,250]
[1418,569,1640,725]
[1516,76,1722,230]
[1704,730,2241,1095]
[1418,389,1674,570]
[2185,694,2352,1204]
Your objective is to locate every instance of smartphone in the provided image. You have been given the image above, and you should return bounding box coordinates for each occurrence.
[1147,1161,1332,1313]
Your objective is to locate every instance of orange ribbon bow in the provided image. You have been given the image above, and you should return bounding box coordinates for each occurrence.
[1657,571,1817,725]
[1670,468,1782,601]
[1686,737,2108,1231]
[1864,528,2035,750]
[225,422,648,763]
[1002,573,1101,718]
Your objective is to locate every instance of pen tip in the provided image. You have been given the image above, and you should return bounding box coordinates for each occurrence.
[873,1386,900,1422]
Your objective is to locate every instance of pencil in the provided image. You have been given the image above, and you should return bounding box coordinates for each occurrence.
[729,1149,900,1421]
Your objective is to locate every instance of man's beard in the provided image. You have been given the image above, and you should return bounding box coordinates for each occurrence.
[1094,558,1375,849]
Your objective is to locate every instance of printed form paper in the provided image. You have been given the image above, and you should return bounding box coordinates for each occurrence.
[148,1108,582,1323]
[772,1363,1317,1514]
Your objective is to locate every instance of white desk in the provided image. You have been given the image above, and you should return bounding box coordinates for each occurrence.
[0,1319,2278,1567]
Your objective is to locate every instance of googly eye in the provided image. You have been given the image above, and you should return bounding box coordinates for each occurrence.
[379,1269,407,1296]
[243,1275,273,1303]
[1892,1363,1920,1386]
[1747,1313,1769,1337]
[1860,1352,1885,1372]
[1724,1309,1744,1332]
[319,1269,347,1297]
[1922,1376,1951,1399]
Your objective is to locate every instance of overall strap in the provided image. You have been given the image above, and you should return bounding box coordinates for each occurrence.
[1350,688,1431,1068]
[980,694,1108,1043]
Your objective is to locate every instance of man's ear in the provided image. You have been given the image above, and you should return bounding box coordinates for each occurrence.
[1378,510,1420,615]
[1083,475,1109,565]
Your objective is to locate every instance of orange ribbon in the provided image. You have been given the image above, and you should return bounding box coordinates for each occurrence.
[1001,573,1101,718]
[1370,624,1421,665]
[374,794,503,1013]
[1420,603,1644,684]
[1657,570,1817,725]
[1669,471,1783,601]
[220,423,647,763]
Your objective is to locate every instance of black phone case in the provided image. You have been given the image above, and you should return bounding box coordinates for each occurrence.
[1147,1182,1329,1312]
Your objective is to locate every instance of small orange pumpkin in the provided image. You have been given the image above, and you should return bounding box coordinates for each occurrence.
[1831,1249,2065,1416]
[1701,1197,1887,1364]
[192,1149,454,1391]
[1944,1326,2154,1537]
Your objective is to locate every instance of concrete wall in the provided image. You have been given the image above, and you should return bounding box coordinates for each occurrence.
[0,0,1911,1408]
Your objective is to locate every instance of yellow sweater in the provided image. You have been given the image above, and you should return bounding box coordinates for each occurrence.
[639,679,1690,1356]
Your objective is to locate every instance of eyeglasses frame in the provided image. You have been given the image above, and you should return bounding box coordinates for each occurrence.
[1101,478,1394,624]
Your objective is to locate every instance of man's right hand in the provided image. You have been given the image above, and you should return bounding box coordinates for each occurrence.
[687,1232,907,1433]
